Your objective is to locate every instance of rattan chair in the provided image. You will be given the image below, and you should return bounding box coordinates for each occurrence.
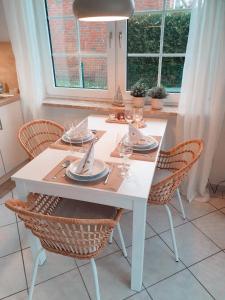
[6,194,127,300]
[149,139,204,261]
[18,119,64,159]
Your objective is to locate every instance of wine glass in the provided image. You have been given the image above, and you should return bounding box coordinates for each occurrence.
[63,121,74,154]
[119,137,133,177]
[133,107,143,128]
[124,105,134,125]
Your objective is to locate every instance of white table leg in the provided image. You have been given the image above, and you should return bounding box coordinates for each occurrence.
[131,200,147,291]
[14,182,47,266]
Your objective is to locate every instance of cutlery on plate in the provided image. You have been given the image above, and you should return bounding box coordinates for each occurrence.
[104,166,113,185]
[52,160,70,179]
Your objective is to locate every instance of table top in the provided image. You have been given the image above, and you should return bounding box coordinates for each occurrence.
[12,116,167,209]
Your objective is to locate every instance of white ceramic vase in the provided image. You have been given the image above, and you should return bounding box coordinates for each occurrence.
[151,98,164,110]
[133,97,145,108]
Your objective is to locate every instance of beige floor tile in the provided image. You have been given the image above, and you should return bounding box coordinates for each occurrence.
[0,203,16,227]
[0,252,27,299]
[0,223,20,257]
[4,290,27,300]
[171,197,216,220]
[209,197,225,209]
[160,222,220,266]
[190,251,225,300]
[18,221,30,249]
[127,236,185,287]
[33,269,89,300]
[128,290,151,300]
[193,211,225,248]
[113,212,156,248]
[146,205,187,234]
[148,269,213,300]
[80,252,136,300]
[76,240,120,267]
[23,248,77,286]
[0,192,13,205]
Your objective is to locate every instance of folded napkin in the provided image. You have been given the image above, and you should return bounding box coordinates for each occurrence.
[67,118,88,139]
[128,124,158,145]
[76,142,94,175]
[128,124,145,144]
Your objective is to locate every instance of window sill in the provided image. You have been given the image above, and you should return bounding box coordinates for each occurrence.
[42,98,178,117]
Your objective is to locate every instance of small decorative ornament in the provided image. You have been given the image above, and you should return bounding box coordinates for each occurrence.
[112,86,125,107]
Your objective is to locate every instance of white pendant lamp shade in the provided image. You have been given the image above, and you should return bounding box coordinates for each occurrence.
[73,0,135,22]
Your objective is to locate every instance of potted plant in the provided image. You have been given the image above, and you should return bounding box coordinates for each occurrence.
[147,86,167,110]
[130,80,147,108]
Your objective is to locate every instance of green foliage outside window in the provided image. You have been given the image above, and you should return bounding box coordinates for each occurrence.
[127,11,191,91]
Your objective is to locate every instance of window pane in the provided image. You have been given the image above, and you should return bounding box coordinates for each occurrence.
[163,12,191,53]
[82,58,107,89]
[127,57,158,90]
[45,0,108,90]
[128,13,162,53]
[134,0,164,11]
[53,55,80,88]
[45,0,73,16]
[79,22,107,54]
[161,57,185,91]
[166,0,193,9]
[48,18,78,53]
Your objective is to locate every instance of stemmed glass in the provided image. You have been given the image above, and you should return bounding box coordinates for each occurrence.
[63,121,74,154]
[133,107,143,128]
[119,137,133,177]
[124,105,134,125]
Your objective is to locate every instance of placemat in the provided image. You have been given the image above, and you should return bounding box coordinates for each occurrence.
[106,118,146,128]
[43,156,124,192]
[49,130,106,151]
[111,136,162,162]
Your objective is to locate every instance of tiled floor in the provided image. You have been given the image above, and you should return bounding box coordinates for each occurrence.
[1,190,225,300]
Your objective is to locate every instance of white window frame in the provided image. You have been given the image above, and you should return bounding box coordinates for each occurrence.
[34,0,116,101]
[34,0,191,104]
[117,3,191,105]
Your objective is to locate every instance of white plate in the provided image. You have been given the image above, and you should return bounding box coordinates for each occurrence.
[134,142,158,153]
[66,167,109,182]
[62,132,94,144]
[69,159,107,178]
[124,135,158,149]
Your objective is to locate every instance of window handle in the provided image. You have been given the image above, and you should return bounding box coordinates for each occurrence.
[119,32,122,48]
[109,32,113,48]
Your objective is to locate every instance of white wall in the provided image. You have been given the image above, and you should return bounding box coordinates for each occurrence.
[0,0,9,41]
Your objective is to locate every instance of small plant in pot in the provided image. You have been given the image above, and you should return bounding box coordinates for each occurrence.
[130,80,147,108]
[147,86,167,110]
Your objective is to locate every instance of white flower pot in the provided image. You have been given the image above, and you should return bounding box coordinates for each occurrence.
[151,98,164,110]
[133,97,145,108]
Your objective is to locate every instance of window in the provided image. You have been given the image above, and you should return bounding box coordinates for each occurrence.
[126,0,192,92]
[37,0,193,101]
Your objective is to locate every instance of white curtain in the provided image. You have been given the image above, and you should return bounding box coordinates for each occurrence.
[2,0,44,121]
[177,0,225,202]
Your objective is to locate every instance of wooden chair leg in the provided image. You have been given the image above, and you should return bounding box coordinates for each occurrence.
[116,223,127,257]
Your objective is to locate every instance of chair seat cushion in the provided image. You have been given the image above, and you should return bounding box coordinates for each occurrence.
[52,198,117,220]
[152,169,172,185]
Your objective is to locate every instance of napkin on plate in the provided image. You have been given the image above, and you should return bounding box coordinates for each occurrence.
[128,124,158,145]
[67,118,88,139]
[128,124,145,144]
[75,142,94,175]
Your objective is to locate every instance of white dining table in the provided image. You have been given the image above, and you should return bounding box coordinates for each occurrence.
[12,115,167,292]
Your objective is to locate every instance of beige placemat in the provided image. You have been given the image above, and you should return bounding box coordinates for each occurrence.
[43,156,124,192]
[111,136,162,162]
[106,118,146,128]
[49,130,106,151]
